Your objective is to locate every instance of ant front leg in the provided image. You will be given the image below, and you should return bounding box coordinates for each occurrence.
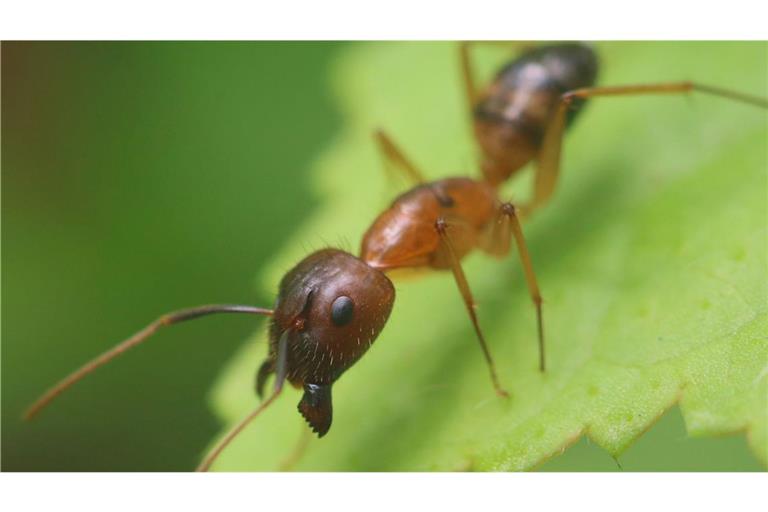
[435,217,509,398]
[278,423,313,471]
[489,203,546,372]
[196,328,291,472]
[373,128,426,187]
[525,81,768,215]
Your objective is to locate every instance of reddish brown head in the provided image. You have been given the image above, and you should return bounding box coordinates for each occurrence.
[257,249,395,436]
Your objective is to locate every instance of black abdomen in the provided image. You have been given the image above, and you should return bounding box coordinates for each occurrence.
[472,43,600,184]
[496,43,598,94]
[474,43,599,131]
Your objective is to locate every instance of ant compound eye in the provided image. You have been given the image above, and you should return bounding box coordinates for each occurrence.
[330,296,354,326]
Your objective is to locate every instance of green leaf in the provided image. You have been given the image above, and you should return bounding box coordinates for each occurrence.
[208,42,767,471]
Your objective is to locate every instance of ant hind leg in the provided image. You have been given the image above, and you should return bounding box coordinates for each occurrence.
[525,81,768,216]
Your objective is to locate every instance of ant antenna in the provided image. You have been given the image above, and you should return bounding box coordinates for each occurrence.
[24,304,273,421]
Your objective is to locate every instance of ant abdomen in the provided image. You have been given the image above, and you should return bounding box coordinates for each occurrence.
[495,43,599,93]
[473,43,599,185]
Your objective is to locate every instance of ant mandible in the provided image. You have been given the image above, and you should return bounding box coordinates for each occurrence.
[24,42,767,472]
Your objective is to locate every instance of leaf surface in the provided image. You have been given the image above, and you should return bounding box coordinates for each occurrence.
[209,42,767,471]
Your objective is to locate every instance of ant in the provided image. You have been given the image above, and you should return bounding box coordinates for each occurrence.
[458,42,767,215]
[24,42,767,472]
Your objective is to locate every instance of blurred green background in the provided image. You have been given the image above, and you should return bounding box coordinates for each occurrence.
[2,42,342,471]
[2,42,763,471]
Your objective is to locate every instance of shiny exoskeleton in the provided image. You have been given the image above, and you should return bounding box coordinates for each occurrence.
[472,43,598,186]
[257,249,395,436]
[362,178,500,270]
[461,41,766,214]
[25,42,767,472]
[360,156,544,401]
[24,248,398,471]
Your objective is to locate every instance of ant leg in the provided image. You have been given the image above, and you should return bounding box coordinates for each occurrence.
[459,41,480,109]
[492,203,546,372]
[278,423,313,471]
[255,359,274,399]
[24,304,274,420]
[526,81,768,215]
[374,130,456,204]
[435,217,509,398]
[196,328,290,472]
[373,128,426,186]
[459,41,537,109]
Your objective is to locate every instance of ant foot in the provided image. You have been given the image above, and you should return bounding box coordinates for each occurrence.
[495,387,510,399]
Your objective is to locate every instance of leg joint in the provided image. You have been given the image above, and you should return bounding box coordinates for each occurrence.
[500,202,517,217]
[434,217,448,234]
[561,90,582,103]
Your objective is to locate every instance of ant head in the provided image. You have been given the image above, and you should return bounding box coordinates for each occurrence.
[267,248,395,436]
